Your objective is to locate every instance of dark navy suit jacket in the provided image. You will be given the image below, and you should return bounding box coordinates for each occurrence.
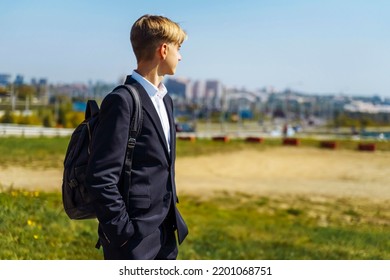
[85,76,188,257]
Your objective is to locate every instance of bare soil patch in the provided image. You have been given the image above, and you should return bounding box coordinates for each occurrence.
[175,147,390,201]
[0,167,62,192]
[1,147,389,201]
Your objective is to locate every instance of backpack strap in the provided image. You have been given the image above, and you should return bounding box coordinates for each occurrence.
[113,84,143,210]
[113,85,143,141]
[85,100,100,155]
[123,84,143,142]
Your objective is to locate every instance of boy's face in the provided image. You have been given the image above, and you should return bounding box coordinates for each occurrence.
[160,43,182,75]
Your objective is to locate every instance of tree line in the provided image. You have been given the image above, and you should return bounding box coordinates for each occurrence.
[0,84,86,128]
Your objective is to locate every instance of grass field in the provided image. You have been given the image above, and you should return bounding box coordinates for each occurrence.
[0,136,389,259]
[0,136,390,167]
[0,137,69,168]
[0,188,389,260]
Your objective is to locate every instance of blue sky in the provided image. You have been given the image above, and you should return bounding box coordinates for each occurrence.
[1,0,389,97]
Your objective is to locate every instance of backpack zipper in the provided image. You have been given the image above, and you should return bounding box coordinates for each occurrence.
[102,230,110,244]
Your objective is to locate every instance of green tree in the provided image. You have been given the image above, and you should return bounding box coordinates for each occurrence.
[65,111,84,128]
[57,102,72,127]
[0,110,16,123]
[16,85,36,100]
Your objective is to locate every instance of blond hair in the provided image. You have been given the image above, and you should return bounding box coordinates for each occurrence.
[130,14,187,62]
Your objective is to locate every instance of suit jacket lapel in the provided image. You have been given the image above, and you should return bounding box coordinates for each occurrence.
[163,94,175,160]
[125,76,170,158]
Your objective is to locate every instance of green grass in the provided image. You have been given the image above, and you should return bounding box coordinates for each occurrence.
[180,193,390,259]
[0,188,101,259]
[1,136,389,259]
[0,137,69,168]
[0,188,389,260]
[1,136,389,168]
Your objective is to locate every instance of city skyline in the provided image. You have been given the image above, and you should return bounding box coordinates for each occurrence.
[1,0,389,97]
[1,72,389,102]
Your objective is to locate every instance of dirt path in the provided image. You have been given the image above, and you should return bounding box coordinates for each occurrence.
[1,147,389,201]
[176,147,390,201]
[0,166,62,192]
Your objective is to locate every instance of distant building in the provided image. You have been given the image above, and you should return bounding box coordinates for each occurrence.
[0,74,11,87]
[30,77,49,103]
[225,88,259,119]
[191,80,206,105]
[51,83,89,99]
[205,80,223,110]
[14,74,24,85]
[344,100,390,114]
[91,81,116,99]
[165,78,192,106]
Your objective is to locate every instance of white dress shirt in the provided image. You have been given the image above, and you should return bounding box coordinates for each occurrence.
[131,70,171,152]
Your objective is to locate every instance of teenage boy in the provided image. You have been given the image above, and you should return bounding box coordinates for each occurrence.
[86,14,188,260]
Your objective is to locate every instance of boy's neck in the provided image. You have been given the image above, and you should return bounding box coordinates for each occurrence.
[136,62,164,87]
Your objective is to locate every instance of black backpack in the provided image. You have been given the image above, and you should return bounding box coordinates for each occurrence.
[62,85,143,220]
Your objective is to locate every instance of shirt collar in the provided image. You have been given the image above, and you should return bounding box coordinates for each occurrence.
[131,70,167,99]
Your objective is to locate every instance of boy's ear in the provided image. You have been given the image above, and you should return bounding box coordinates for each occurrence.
[159,43,168,59]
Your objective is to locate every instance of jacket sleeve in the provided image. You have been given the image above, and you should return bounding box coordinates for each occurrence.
[85,91,134,247]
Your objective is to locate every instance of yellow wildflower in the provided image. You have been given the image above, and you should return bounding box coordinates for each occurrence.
[27,219,36,227]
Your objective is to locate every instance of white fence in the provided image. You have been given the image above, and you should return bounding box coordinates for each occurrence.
[0,124,74,137]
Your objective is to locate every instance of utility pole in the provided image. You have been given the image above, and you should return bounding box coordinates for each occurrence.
[11,83,15,112]
[220,87,227,133]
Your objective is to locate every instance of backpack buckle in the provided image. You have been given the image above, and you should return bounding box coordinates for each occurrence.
[128,137,136,148]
